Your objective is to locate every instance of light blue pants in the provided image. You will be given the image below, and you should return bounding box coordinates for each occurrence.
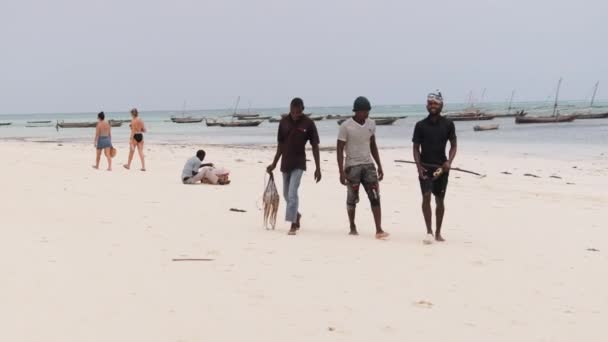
[282,169,304,223]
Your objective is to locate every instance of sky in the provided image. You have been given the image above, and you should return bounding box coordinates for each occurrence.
[1,0,606,114]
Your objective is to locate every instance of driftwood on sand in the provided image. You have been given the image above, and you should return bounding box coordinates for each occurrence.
[263,173,280,230]
[394,160,485,177]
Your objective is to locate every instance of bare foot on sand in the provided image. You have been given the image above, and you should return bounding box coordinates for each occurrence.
[141,168,146,172]
[288,226,297,235]
[123,164,130,170]
[92,165,99,170]
[435,234,445,242]
[423,234,435,245]
[375,231,389,240]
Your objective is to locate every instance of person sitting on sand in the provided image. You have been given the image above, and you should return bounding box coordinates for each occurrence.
[181,150,230,185]
[337,96,388,239]
[124,108,147,171]
[93,111,113,171]
[412,92,457,244]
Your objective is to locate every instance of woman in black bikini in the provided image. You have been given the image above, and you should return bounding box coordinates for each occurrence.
[123,108,147,171]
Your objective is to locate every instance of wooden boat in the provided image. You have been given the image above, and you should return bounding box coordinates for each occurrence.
[219,120,263,127]
[269,117,281,123]
[515,115,576,124]
[492,110,527,118]
[233,113,261,119]
[326,114,351,120]
[337,118,398,126]
[27,120,52,124]
[310,116,324,121]
[109,119,132,123]
[26,121,54,128]
[57,121,123,128]
[171,116,203,123]
[474,124,499,131]
[575,112,608,119]
[205,119,222,127]
[0,122,12,126]
[238,116,271,121]
[571,82,608,119]
[445,114,495,121]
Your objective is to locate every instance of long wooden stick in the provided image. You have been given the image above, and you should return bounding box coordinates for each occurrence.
[394,160,485,177]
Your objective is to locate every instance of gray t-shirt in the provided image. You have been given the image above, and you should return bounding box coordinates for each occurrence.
[337,118,376,168]
[182,156,201,179]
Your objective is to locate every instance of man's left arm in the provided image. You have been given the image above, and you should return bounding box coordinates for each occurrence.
[370,135,383,181]
[444,122,458,171]
[310,122,322,183]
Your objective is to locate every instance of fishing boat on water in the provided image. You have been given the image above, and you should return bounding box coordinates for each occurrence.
[326,114,351,120]
[444,113,495,121]
[473,124,499,131]
[56,121,123,128]
[27,120,52,124]
[219,120,263,127]
[516,78,577,124]
[571,82,608,120]
[238,116,271,121]
[576,112,608,119]
[171,117,204,123]
[337,118,398,126]
[0,122,12,126]
[515,115,576,124]
[205,119,222,127]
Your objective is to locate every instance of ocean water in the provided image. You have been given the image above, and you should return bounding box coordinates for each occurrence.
[1,101,607,159]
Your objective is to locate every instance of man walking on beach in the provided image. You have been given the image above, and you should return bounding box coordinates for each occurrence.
[267,98,322,235]
[337,96,389,239]
[412,92,457,244]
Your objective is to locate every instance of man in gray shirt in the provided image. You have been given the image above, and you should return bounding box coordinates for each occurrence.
[182,150,217,184]
[336,97,388,239]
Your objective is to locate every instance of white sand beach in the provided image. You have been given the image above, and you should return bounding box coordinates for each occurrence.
[1,141,607,341]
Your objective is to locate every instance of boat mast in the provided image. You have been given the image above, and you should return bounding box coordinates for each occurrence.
[480,88,486,104]
[507,90,515,114]
[181,100,187,117]
[590,81,599,109]
[552,78,562,116]
[232,96,241,115]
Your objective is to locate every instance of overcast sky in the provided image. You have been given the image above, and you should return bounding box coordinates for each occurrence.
[1,0,606,114]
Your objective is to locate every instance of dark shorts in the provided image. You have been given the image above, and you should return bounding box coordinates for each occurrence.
[419,168,449,198]
[345,163,380,209]
[133,133,143,143]
[96,136,112,150]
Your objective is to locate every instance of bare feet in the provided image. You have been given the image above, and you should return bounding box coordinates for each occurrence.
[123,164,130,170]
[435,234,445,242]
[288,226,297,235]
[92,165,99,170]
[107,168,112,171]
[349,224,358,235]
[141,168,146,172]
[375,231,389,240]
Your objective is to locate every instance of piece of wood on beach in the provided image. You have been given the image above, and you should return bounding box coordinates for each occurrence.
[550,175,562,179]
[394,160,485,177]
[586,248,600,252]
[230,208,246,213]
[501,171,512,175]
[524,173,541,178]
[172,258,215,262]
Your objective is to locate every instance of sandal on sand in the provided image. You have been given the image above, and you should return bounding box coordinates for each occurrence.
[375,232,390,240]
[423,234,435,245]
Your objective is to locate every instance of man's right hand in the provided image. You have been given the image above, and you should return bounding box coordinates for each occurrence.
[340,171,348,185]
[266,163,276,174]
[417,166,428,180]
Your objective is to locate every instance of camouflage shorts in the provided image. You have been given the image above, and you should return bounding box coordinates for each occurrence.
[345,163,380,209]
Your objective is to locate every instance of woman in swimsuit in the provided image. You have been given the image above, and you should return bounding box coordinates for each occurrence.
[123,108,147,171]
[93,111,113,171]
